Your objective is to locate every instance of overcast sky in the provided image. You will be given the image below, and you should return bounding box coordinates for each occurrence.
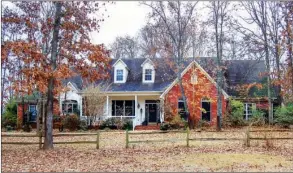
[91,2,151,47]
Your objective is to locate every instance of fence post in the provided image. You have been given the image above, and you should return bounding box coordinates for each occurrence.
[96,131,100,149]
[245,126,250,147]
[38,131,42,149]
[186,127,190,147]
[126,129,129,149]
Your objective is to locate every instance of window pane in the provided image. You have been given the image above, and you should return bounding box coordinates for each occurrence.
[202,101,211,121]
[112,100,115,116]
[115,101,124,116]
[178,101,187,120]
[145,69,152,81]
[116,70,123,81]
[125,101,134,116]
[29,105,37,122]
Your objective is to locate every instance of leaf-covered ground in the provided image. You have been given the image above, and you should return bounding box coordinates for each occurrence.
[2,128,293,172]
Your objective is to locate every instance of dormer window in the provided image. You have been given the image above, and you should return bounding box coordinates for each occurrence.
[141,58,155,83]
[145,69,152,81]
[116,69,123,81]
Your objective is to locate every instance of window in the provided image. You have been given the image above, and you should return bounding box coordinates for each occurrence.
[62,100,78,114]
[145,69,152,81]
[201,99,211,122]
[178,99,187,120]
[244,103,256,120]
[116,69,123,81]
[29,105,37,122]
[112,100,135,116]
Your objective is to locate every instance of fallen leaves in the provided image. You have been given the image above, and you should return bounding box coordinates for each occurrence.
[1,129,293,172]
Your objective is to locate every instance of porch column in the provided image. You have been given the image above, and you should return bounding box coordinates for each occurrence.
[135,95,138,117]
[161,98,164,123]
[106,95,109,117]
[80,96,83,117]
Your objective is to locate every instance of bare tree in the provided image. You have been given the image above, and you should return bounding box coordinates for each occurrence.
[236,2,273,124]
[109,35,140,59]
[142,1,198,128]
[208,1,229,131]
[82,85,106,126]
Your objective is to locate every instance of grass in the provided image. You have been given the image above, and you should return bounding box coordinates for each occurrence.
[2,128,293,172]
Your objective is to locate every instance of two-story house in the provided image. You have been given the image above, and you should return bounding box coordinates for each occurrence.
[17,57,277,129]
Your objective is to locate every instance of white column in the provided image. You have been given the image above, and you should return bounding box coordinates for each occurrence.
[106,95,109,117]
[135,95,138,117]
[161,98,164,123]
[80,96,83,117]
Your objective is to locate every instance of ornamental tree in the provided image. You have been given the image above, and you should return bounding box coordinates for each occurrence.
[1,1,111,149]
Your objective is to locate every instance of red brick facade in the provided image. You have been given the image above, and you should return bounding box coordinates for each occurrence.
[164,63,227,126]
[17,100,60,128]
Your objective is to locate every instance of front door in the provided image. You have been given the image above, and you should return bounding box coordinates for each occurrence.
[148,104,157,123]
[145,100,160,124]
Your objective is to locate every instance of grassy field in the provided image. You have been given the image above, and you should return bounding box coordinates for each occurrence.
[2,128,293,172]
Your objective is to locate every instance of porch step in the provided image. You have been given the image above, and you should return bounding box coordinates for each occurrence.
[135,125,160,130]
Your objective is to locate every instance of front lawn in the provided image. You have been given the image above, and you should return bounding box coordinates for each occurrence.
[2,129,293,172]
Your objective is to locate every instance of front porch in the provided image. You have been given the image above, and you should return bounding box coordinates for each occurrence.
[102,93,164,128]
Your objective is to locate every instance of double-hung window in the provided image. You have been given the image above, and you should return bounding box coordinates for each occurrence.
[29,105,37,122]
[244,103,256,120]
[116,69,123,81]
[178,99,187,120]
[145,69,152,81]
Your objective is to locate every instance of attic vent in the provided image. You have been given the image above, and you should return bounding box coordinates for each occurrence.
[191,74,198,84]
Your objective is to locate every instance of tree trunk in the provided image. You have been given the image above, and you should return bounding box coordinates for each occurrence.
[43,2,62,150]
[262,2,273,124]
[285,12,293,95]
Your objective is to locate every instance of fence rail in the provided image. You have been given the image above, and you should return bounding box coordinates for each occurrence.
[2,128,293,149]
[2,132,100,149]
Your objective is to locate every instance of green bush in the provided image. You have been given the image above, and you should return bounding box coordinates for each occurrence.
[274,104,293,128]
[63,114,80,131]
[100,117,120,129]
[225,99,247,127]
[249,109,265,126]
[79,120,88,131]
[122,119,133,130]
[160,122,171,131]
[2,99,17,128]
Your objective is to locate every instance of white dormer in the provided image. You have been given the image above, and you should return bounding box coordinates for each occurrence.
[141,58,155,83]
[113,59,129,83]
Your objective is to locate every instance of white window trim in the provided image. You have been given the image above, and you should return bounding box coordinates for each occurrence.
[144,69,153,82]
[244,103,256,120]
[114,69,125,83]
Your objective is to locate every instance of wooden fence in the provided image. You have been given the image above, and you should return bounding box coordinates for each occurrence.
[2,132,100,149]
[126,128,293,148]
[2,128,293,149]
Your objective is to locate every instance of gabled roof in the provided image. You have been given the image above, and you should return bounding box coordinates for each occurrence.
[99,57,267,94]
[112,58,129,70]
[141,58,154,67]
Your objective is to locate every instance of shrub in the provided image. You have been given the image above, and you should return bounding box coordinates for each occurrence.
[249,109,265,126]
[160,122,171,131]
[22,123,32,132]
[197,120,210,130]
[225,99,246,127]
[274,104,293,128]
[169,114,185,129]
[79,120,88,131]
[63,114,80,131]
[2,99,17,128]
[99,117,121,129]
[122,119,133,130]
